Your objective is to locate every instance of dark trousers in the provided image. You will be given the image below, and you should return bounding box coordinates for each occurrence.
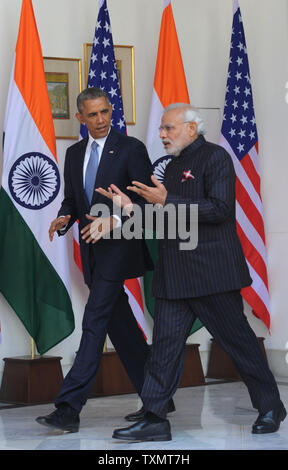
[55,267,149,413]
[141,290,281,418]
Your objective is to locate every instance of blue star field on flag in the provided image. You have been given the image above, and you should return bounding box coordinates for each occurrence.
[221,6,258,161]
[80,0,126,138]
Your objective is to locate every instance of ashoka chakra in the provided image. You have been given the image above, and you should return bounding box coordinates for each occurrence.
[152,155,172,183]
[8,152,60,210]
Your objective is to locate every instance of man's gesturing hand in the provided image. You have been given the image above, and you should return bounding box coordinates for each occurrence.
[81,214,117,244]
[96,184,133,216]
[49,215,71,241]
[127,174,167,206]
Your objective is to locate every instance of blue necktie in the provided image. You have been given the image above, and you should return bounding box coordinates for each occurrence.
[85,141,99,204]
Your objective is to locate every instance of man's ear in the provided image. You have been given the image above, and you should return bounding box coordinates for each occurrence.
[75,112,84,125]
[187,121,198,138]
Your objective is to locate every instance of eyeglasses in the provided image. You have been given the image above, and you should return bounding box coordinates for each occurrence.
[158,121,190,133]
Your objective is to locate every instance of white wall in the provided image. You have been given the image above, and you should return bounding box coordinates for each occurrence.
[0,0,288,381]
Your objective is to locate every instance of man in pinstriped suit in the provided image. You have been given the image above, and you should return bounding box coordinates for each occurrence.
[109,103,286,441]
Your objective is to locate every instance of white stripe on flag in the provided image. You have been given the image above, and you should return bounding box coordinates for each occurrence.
[247,145,260,175]
[146,89,165,163]
[73,223,79,244]
[124,284,147,337]
[3,80,71,294]
[233,0,239,14]
[219,135,264,216]
[246,260,270,312]
[236,201,267,263]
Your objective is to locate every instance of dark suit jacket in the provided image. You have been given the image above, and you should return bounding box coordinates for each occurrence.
[152,135,252,299]
[58,128,153,286]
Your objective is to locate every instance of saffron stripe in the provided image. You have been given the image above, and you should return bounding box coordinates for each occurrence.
[154,2,189,108]
[14,0,56,159]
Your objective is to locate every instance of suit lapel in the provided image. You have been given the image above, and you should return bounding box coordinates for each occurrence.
[75,136,89,208]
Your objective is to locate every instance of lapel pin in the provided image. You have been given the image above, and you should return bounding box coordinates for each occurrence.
[108,150,115,154]
[181,169,195,182]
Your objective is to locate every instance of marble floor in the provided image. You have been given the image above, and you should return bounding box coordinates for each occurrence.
[0,379,287,451]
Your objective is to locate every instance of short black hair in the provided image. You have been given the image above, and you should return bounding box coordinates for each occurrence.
[77,87,110,112]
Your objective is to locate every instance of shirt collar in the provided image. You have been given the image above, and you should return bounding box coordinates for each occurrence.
[87,128,111,150]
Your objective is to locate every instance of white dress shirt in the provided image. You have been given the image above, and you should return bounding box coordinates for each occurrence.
[83,131,109,188]
[59,128,121,229]
[84,129,121,227]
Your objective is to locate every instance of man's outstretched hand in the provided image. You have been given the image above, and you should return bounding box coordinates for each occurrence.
[81,214,117,244]
[127,175,167,206]
[49,215,71,241]
[96,184,133,216]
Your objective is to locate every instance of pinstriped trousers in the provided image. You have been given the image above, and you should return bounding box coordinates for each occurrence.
[141,290,281,419]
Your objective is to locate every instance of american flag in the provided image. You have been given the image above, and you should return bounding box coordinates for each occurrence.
[219,0,270,329]
[74,0,147,337]
[80,0,126,138]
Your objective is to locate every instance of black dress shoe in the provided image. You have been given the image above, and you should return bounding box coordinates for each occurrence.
[36,404,80,433]
[252,401,287,434]
[113,413,172,442]
[125,399,176,422]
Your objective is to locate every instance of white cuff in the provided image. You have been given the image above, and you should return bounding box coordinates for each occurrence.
[112,215,122,228]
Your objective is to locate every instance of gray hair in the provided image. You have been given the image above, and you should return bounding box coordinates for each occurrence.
[77,87,111,112]
[164,103,206,135]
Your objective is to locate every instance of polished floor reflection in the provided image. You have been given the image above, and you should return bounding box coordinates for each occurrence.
[0,379,287,450]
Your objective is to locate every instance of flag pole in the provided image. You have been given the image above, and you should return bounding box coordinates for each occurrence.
[30,337,36,359]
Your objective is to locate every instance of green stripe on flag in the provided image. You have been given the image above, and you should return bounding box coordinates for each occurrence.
[0,188,74,354]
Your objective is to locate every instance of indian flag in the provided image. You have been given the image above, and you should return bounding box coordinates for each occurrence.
[144,0,202,335]
[146,0,190,163]
[0,0,74,355]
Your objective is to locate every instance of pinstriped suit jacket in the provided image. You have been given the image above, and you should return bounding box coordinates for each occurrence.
[152,135,252,299]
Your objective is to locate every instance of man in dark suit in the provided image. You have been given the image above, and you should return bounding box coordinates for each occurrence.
[36,87,158,432]
[109,103,286,441]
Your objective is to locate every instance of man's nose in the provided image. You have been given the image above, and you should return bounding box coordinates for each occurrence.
[159,127,166,138]
[96,113,104,123]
